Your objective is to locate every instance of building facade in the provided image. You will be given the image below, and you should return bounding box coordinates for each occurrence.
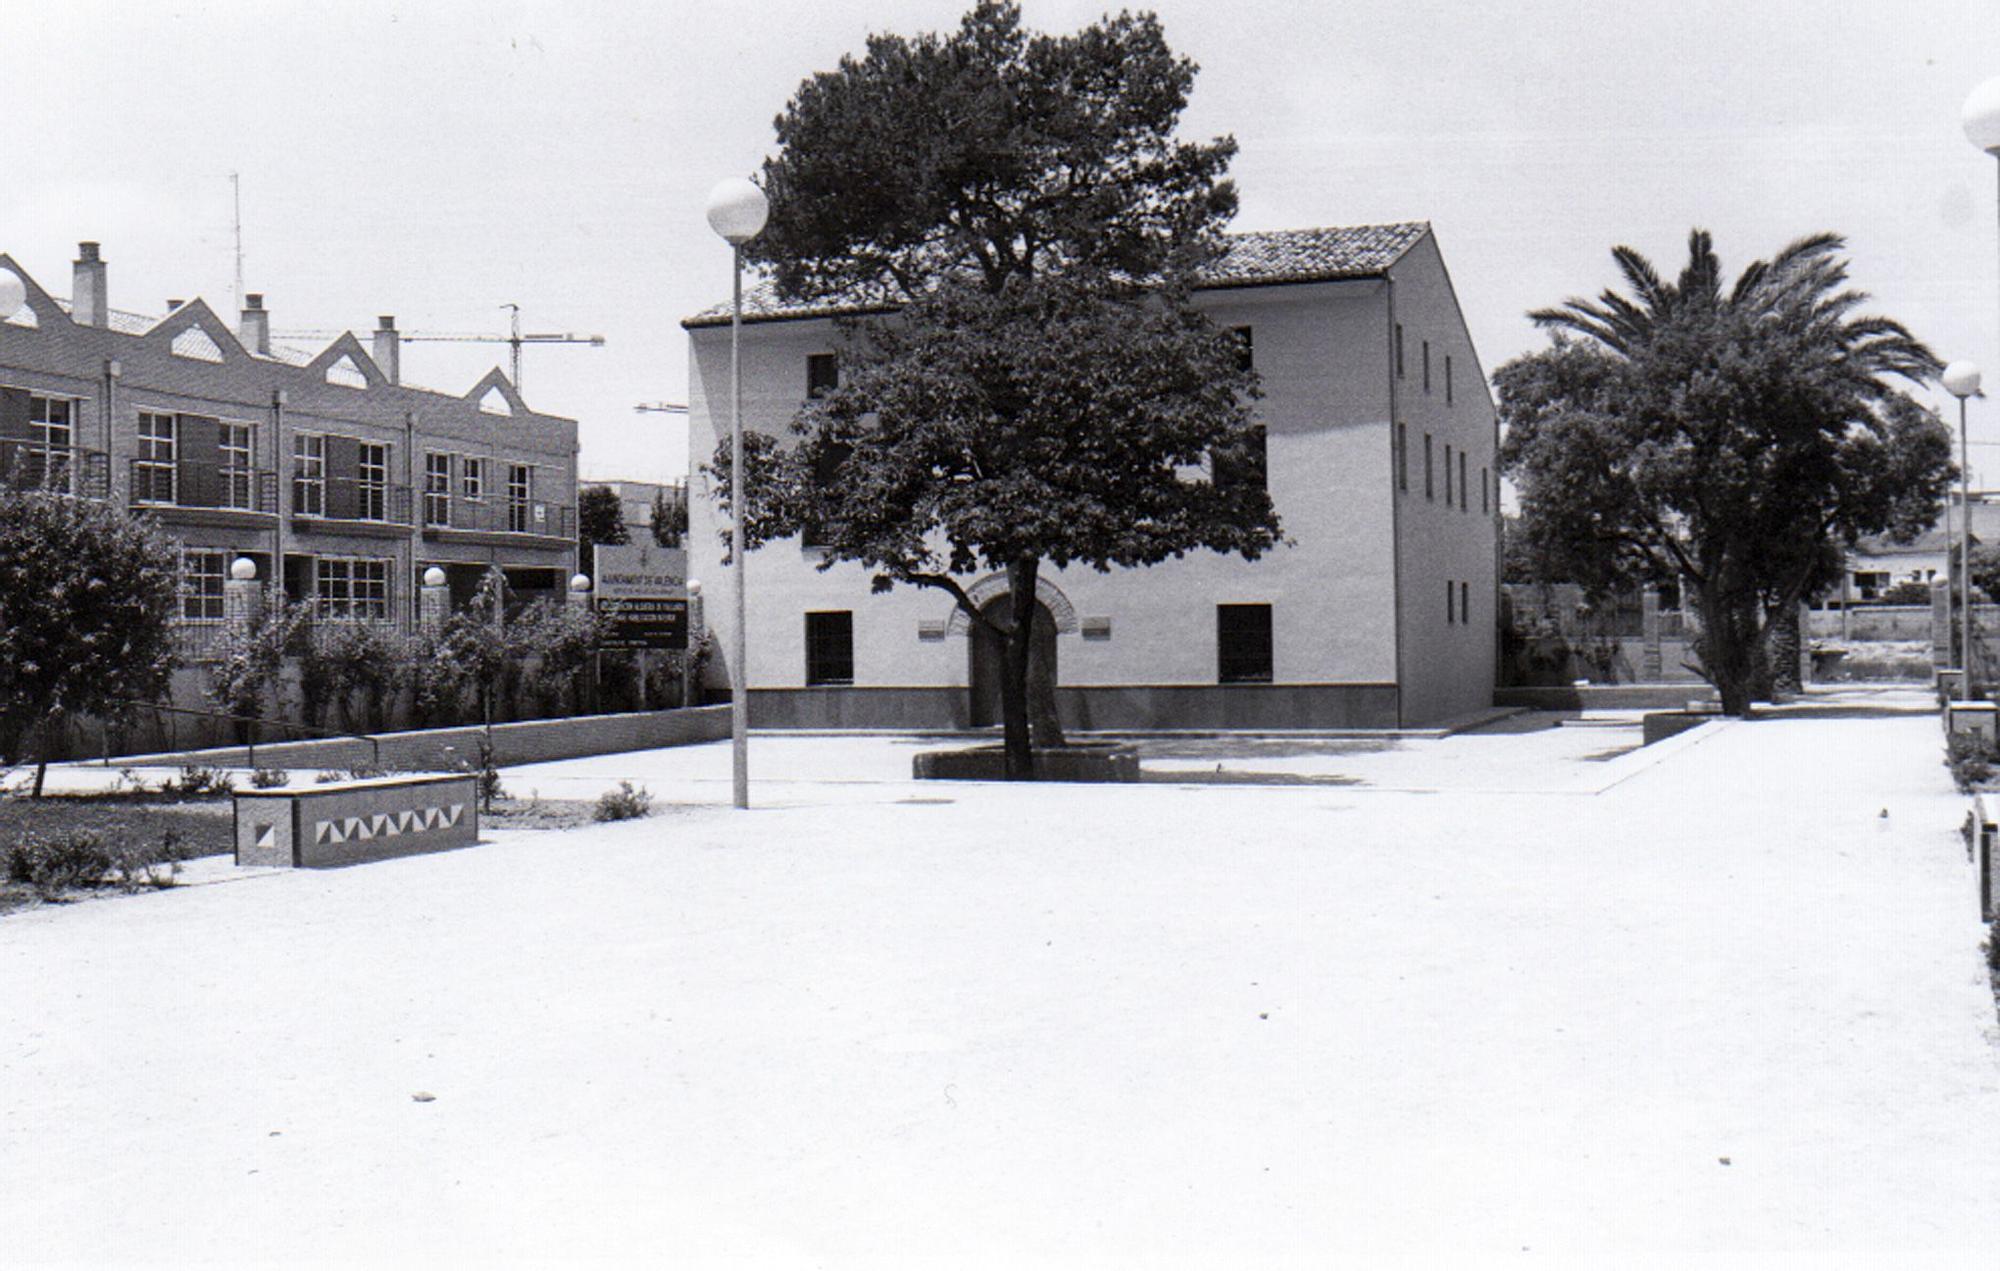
[0,242,579,652]
[683,223,1498,729]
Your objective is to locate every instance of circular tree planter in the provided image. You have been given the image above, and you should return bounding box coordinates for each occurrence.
[913,742,1140,783]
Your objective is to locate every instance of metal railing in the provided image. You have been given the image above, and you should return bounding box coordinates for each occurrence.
[421,497,575,539]
[128,458,279,513]
[3,441,109,498]
[290,477,412,526]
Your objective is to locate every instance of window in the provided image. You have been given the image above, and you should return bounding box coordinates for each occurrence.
[507,463,532,532]
[1446,354,1454,405]
[137,411,177,504]
[1461,581,1471,625]
[1397,423,1408,491]
[807,353,839,399]
[1444,444,1453,505]
[181,549,226,622]
[292,433,324,516]
[357,441,388,521]
[1422,341,1431,394]
[805,611,855,685]
[1459,451,1468,512]
[1447,579,1456,625]
[425,452,452,527]
[1424,433,1434,500]
[1232,326,1254,372]
[1212,424,1267,492]
[28,395,74,490]
[1481,466,1489,514]
[461,456,484,502]
[1394,324,1405,379]
[219,421,254,510]
[1217,604,1273,683]
[801,441,853,549]
[314,556,390,621]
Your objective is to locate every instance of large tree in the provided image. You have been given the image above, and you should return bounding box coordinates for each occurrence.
[1499,230,1950,713]
[714,1,1277,777]
[0,489,180,793]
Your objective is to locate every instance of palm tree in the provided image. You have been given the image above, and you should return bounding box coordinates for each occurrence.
[1519,230,1944,711]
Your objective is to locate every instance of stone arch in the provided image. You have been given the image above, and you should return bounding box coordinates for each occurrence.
[942,572,1078,636]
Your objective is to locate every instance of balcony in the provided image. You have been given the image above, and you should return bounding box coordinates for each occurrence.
[3,441,110,499]
[420,496,575,544]
[290,477,412,535]
[128,459,277,519]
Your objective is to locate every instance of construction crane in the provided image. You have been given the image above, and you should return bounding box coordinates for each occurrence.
[278,304,604,393]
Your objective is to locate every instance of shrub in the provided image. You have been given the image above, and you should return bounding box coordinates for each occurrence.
[169,764,234,797]
[6,830,113,899]
[250,767,291,789]
[594,781,652,822]
[1947,731,1996,792]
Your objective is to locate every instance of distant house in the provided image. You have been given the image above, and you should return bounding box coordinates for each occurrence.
[1841,496,2000,602]
[586,478,685,544]
[0,240,580,638]
[682,222,1499,728]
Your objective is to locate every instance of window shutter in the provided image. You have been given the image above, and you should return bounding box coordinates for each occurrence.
[326,434,361,519]
[0,387,31,441]
[178,414,221,507]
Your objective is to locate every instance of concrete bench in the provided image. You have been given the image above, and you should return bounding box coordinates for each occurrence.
[1972,796,1997,924]
[235,773,480,868]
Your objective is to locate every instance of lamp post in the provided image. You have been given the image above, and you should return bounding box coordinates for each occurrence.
[705,176,769,811]
[1946,363,1985,691]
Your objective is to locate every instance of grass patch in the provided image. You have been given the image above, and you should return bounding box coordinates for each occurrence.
[0,794,233,915]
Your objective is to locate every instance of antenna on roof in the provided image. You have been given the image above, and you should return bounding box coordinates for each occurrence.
[230,172,245,316]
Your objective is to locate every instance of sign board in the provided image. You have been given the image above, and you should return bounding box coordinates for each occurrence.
[593,543,689,650]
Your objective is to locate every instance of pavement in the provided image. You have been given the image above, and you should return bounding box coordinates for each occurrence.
[1,684,1996,1267]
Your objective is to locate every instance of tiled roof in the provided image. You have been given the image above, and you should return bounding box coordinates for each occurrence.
[52,297,158,336]
[683,222,1430,327]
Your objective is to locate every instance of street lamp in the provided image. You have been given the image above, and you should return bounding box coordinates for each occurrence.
[705,176,768,811]
[1945,361,1983,691]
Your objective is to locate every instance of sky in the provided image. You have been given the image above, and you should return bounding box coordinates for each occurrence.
[4,0,2000,486]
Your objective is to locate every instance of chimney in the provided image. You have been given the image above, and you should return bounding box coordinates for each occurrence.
[239,293,270,355]
[373,315,400,385]
[72,242,106,328]
[166,299,184,311]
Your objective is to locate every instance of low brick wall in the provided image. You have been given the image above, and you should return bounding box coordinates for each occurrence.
[1496,685,1720,711]
[122,705,732,772]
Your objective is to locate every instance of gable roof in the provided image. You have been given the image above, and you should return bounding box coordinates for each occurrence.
[682,222,1431,328]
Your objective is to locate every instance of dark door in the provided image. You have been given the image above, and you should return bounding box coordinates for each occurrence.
[969,596,1055,728]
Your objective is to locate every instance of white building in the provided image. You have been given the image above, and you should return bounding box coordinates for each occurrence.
[683,224,1498,728]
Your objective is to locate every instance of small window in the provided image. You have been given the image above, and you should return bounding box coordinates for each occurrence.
[1447,579,1456,625]
[136,411,177,504]
[424,452,452,527]
[1217,604,1273,683]
[806,353,839,399]
[1444,444,1453,505]
[1424,434,1434,501]
[1212,424,1267,492]
[507,463,532,533]
[1422,341,1431,394]
[1481,467,1489,515]
[461,457,484,501]
[805,611,854,685]
[1461,581,1471,624]
[181,549,226,622]
[1397,423,1408,491]
[291,432,324,517]
[1459,451,1468,511]
[1394,324,1405,379]
[1446,354,1454,405]
[1231,326,1253,373]
[315,556,390,622]
[357,441,389,521]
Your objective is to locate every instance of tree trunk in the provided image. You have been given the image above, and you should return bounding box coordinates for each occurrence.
[1767,602,1803,696]
[1693,583,1762,717]
[1028,606,1065,749]
[1001,560,1038,780]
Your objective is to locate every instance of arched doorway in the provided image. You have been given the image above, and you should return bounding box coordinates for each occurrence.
[969,595,1056,728]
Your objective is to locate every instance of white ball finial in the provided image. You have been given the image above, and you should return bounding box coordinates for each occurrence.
[229,557,257,581]
[687,578,702,597]
[1966,78,2000,153]
[1945,361,1984,400]
[705,178,770,245]
[569,573,592,592]
[0,269,25,321]
[422,566,447,587]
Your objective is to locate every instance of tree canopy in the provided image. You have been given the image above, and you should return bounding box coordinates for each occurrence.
[717,1,1276,777]
[1498,229,1951,713]
[0,489,180,791]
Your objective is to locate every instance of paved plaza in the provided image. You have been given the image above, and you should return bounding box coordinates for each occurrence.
[2,686,1997,1266]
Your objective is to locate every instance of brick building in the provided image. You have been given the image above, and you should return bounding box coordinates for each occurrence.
[0,242,579,652]
[683,223,1498,729]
